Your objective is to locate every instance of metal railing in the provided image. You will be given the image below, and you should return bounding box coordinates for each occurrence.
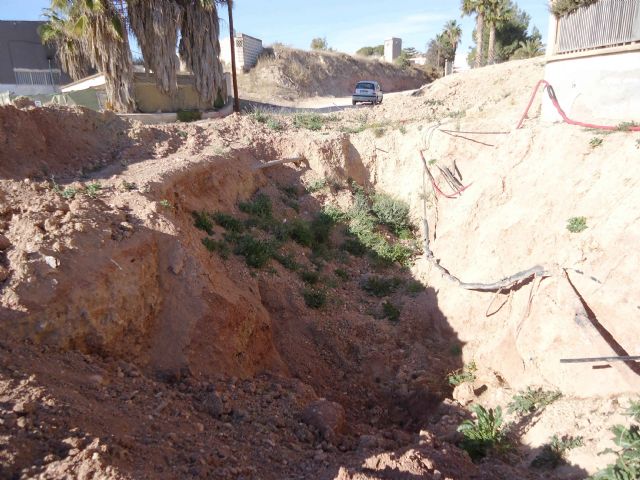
[556,0,640,53]
[14,68,62,86]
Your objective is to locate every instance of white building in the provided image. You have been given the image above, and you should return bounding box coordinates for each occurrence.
[220,33,263,71]
[384,38,402,63]
[543,0,640,124]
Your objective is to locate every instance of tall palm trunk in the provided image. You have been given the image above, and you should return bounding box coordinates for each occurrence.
[179,1,226,105]
[475,11,484,68]
[127,0,182,96]
[487,23,496,65]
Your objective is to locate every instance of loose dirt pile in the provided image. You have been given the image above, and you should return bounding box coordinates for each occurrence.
[1,57,639,479]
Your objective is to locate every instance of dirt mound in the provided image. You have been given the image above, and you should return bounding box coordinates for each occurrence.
[237,45,433,101]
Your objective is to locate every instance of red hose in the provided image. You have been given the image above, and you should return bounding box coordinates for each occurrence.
[517,79,640,131]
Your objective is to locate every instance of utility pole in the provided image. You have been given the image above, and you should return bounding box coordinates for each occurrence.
[227,1,240,113]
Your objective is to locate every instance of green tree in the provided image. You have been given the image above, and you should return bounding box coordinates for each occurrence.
[485,0,512,65]
[443,19,462,61]
[462,0,491,68]
[310,37,329,51]
[511,38,544,59]
[356,45,384,56]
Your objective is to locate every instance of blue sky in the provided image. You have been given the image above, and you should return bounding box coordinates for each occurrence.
[2,0,551,64]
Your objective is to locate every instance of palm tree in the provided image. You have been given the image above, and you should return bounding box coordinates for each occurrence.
[512,38,544,59]
[461,0,489,68]
[443,20,462,61]
[41,0,230,111]
[41,0,135,112]
[485,0,512,65]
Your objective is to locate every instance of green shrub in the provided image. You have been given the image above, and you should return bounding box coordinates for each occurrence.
[303,288,326,309]
[589,137,603,148]
[616,121,639,132]
[239,193,272,218]
[306,178,328,193]
[288,219,314,247]
[233,235,275,268]
[361,276,402,297]
[323,205,348,223]
[202,237,230,259]
[293,113,325,131]
[382,301,400,321]
[85,182,102,198]
[531,435,584,469]
[371,193,411,235]
[567,216,588,233]
[300,271,320,284]
[193,211,214,234]
[311,211,334,245]
[177,109,202,122]
[592,401,640,480]
[334,268,349,280]
[212,212,244,233]
[406,279,426,295]
[252,110,269,123]
[458,405,507,460]
[341,238,367,256]
[508,387,562,415]
[447,361,477,386]
[266,118,284,131]
[272,252,300,271]
[279,184,299,199]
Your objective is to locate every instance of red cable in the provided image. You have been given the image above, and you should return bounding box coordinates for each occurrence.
[419,151,472,199]
[517,80,640,131]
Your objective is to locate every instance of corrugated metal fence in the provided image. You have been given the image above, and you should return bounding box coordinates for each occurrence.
[556,0,640,53]
[14,69,62,86]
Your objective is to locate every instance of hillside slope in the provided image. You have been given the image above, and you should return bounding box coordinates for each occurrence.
[236,45,434,101]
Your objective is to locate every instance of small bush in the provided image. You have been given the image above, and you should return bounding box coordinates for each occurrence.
[616,121,639,132]
[310,211,334,245]
[293,113,325,131]
[323,205,348,223]
[121,181,137,191]
[508,387,562,415]
[233,235,275,268]
[279,184,299,199]
[303,288,326,309]
[202,237,230,259]
[239,193,272,218]
[272,252,300,271]
[341,238,367,256]
[373,127,385,138]
[334,268,349,280]
[361,276,402,297]
[382,301,400,321]
[288,219,313,247]
[567,216,588,233]
[592,400,640,480]
[300,270,320,284]
[447,361,477,386]
[193,211,214,234]
[177,109,202,122]
[458,405,507,460]
[531,435,584,469]
[306,178,328,193]
[212,212,244,233]
[371,193,412,236]
[266,118,285,131]
[406,279,426,295]
[85,182,102,198]
[159,199,172,209]
[589,137,603,148]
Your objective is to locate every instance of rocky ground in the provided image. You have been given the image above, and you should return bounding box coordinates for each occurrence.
[1,57,639,479]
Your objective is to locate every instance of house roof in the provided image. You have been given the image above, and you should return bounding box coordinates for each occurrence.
[0,20,70,85]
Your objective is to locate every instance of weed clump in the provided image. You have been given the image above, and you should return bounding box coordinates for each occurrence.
[202,237,230,259]
[212,212,244,233]
[371,193,412,236]
[531,435,583,469]
[447,361,477,386]
[382,301,400,321]
[177,110,202,122]
[239,193,273,218]
[589,137,603,148]
[508,387,562,415]
[193,211,214,235]
[458,405,507,460]
[233,235,276,268]
[293,113,325,131]
[361,276,402,297]
[334,268,349,280]
[300,271,319,284]
[567,216,588,233]
[303,288,326,309]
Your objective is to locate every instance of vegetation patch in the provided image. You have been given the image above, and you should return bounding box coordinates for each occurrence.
[193,211,214,235]
[202,237,230,259]
[233,235,276,268]
[361,276,402,297]
[458,405,507,460]
[589,137,603,148]
[177,109,202,122]
[616,121,640,132]
[447,361,477,386]
[382,301,401,322]
[567,216,588,233]
[508,387,562,415]
[212,212,245,233]
[303,288,326,309]
[293,113,326,131]
[300,271,319,285]
[334,268,349,280]
[371,193,413,237]
[239,193,273,218]
[531,435,583,469]
[85,182,102,198]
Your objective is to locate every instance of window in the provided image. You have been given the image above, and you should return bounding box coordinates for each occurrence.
[14,69,62,86]
[356,82,375,90]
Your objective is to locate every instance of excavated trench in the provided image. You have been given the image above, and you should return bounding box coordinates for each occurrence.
[1,95,640,478]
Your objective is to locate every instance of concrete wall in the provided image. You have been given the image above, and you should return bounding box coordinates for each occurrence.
[0,83,59,95]
[384,38,402,63]
[542,48,640,124]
